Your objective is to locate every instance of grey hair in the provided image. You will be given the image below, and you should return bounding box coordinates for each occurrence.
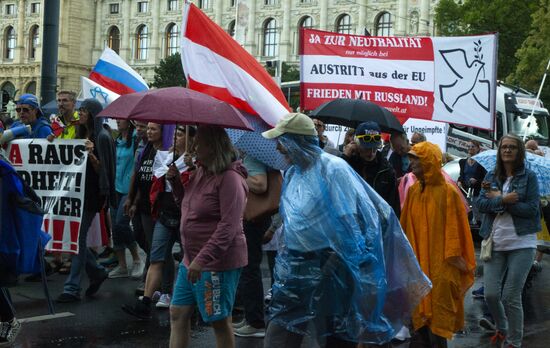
[197,126,238,174]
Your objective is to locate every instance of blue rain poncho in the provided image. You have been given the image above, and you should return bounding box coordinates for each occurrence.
[268,134,431,344]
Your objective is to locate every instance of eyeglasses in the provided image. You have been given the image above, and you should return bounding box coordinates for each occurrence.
[356,134,381,142]
[501,145,518,151]
[16,107,32,113]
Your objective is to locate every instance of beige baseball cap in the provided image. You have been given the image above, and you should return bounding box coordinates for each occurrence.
[262,113,318,139]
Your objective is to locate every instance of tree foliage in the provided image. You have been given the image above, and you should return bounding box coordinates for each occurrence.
[508,0,550,105]
[150,52,186,88]
[281,62,300,82]
[434,0,538,79]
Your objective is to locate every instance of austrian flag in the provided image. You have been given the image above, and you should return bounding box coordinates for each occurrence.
[180,3,290,127]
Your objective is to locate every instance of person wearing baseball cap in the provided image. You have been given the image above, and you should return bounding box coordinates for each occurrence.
[261,113,430,347]
[342,121,400,216]
[11,94,52,139]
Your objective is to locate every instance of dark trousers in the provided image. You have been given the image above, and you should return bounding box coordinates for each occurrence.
[239,218,271,328]
[264,322,357,348]
[409,326,447,348]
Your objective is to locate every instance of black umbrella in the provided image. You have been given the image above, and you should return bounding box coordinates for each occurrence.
[310,99,405,134]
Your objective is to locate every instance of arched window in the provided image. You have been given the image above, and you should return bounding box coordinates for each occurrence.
[135,25,148,60]
[165,23,179,56]
[297,16,313,53]
[376,12,393,36]
[263,18,279,57]
[25,81,37,95]
[29,25,39,59]
[336,14,351,34]
[108,26,120,54]
[1,81,15,109]
[5,26,16,59]
[228,20,236,38]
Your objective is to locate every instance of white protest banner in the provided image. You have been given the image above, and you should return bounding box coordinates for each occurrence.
[403,118,449,153]
[300,29,497,130]
[6,139,88,254]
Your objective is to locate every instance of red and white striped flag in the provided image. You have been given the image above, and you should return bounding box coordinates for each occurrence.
[180,2,290,127]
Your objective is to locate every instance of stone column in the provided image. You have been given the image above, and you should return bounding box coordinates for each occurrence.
[215,0,223,25]
[15,0,25,63]
[92,0,103,62]
[397,0,407,36]
[122,0,132,61]
[150,0,160,63]
[244,0,257,55]
[320,0,328,30]
[279,0,291,62]
[357,0,368,35]
[420,0,430,35]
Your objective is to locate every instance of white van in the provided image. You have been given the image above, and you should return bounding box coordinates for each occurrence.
[447,82,550,157]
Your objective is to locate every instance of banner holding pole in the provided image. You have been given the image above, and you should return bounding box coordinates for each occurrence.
[300,29,497,130]
[6,139,88,254]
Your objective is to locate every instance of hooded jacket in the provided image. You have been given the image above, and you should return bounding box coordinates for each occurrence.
[80,99,116,208]
[174,160,248,271]
[400,142,476,339]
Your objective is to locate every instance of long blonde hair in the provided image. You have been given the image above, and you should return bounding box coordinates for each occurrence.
[197,126,237,174]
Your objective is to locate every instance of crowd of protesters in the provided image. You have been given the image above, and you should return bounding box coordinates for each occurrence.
[1,92,548,348]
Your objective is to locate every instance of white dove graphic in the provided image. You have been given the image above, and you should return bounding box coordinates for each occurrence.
[439,48,490,112]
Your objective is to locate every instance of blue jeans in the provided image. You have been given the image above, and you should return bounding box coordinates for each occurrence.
[110,193,137,251]
[63,210,106,296]
[484,248,535,347]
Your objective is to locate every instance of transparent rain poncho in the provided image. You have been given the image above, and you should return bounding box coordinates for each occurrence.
[268,134,431,344]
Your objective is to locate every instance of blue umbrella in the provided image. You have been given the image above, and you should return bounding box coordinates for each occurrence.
[472,150,550,196]
[226,113,289,171]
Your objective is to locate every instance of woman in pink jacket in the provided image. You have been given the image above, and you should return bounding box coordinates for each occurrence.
[166,125,248,348]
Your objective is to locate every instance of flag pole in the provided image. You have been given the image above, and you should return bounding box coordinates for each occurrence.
[524,58,550,141]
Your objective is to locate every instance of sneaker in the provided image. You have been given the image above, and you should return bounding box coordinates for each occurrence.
[234,324,266,338]
[0,318,21,344]
[479,316,496,332]
[232,318,247,329]
[56,292,81,303]
[472,286,485,299]
[490,331,506,348]
[108,265,129,279]
[85,271,109,297]
[130,261,145,279]
[122,300,152,320]
[139,291,161,303]
[156,294,171,308]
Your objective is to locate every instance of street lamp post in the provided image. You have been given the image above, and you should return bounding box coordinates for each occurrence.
[40,0,60,105]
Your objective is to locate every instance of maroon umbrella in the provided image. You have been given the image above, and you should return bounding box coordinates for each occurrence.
[97,87,253,131]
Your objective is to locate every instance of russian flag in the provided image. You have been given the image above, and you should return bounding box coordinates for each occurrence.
[89,47,149,95]
[180,3,290,127]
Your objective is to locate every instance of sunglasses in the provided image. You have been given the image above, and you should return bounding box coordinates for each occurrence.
[356,134,381,142]
[16,107,33,113]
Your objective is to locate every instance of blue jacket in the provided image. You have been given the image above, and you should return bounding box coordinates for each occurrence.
[476,167,541,239]
[11,117,53,139]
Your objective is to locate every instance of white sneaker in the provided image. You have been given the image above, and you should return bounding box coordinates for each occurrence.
[108,265,128,278]
[156,294,171,308]
[233,324,266,338]
[131,261,145,279]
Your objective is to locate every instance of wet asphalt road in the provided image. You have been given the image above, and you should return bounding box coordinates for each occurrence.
[9,248,550,348]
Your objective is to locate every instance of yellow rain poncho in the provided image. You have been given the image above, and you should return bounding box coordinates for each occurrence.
[400,142,476,339]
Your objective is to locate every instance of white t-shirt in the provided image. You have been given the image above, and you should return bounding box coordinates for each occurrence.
[492,177,537,251]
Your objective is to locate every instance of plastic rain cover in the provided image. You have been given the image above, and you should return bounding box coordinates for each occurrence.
[268,134,431,344]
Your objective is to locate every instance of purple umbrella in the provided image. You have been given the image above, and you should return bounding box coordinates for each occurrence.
[97,87,253,131]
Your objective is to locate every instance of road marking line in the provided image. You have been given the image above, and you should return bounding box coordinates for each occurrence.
[20,312,75,323]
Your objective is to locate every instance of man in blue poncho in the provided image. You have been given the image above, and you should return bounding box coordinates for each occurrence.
[261,113,431,347]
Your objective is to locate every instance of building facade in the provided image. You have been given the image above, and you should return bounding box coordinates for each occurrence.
[0,0,438,107]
